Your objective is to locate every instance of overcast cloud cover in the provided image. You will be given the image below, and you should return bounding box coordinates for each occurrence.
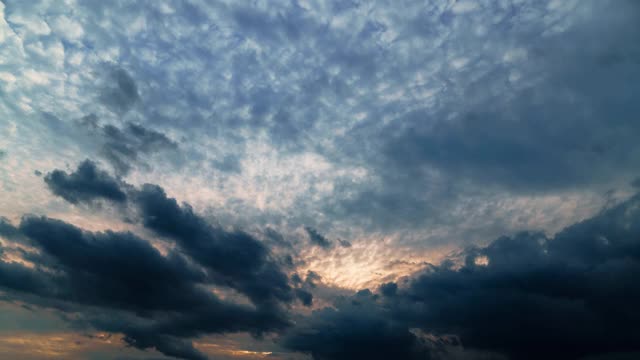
[1,0,640,359]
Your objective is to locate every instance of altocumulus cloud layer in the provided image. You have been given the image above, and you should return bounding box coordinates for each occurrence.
[1,0,640,359]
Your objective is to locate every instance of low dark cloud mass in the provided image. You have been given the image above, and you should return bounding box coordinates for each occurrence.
[0,217,20,239]
[283,294,432,360]
[44,159,127,204]
[41,160,294,307]
[283,194,640,360]
[135,184,293,306]
[378,282,397,297]
[26,161,640,359]
[0,215,291,360]
[295,289,313,307]
[0,160,302,359]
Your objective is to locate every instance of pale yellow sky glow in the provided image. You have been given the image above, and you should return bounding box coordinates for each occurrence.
[0,331,306,360]
[192,333,310,360]
[297,234,454,290]
[0,332,146,359]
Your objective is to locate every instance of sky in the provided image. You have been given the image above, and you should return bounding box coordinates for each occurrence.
[1,0,640,359]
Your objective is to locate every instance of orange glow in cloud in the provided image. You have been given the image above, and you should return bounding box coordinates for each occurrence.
[193,333,309,360]
[297,234,454,290]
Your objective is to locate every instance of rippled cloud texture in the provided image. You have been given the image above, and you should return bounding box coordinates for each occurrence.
[1,0,640,359]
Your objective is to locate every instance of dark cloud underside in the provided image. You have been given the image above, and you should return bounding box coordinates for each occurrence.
[44,159,127,204]
[283,193,640,359]
[0,215,291,360]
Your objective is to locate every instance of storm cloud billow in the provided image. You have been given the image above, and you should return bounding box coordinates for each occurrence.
[44,159,127,204]
[0,215,290,360]
[42,160,295,308]
[283,194,640,359]
[134,183,294,307]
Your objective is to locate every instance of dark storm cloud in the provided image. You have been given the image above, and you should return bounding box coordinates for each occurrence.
[378,282,397,297]
[295,289,313,307]
[0,215,291,360]
[282,291,431,360]
[284,193,640,360]
[0,217,20,239]
[290,272,316,307]
[46,160,293,306]
[44,159,127,204]
[42,160,295,307]
[135,184,294,306]
[304,226,332,249]
[122,333,207,360]
[398,196,640,359]
[99,68,140,114]
[17,216,207,311]
[7,158,312,359]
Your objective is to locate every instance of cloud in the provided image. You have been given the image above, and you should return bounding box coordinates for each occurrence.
[18,163,640,360]
[337,239,351,248]
[80,116,178,175]
[282,290,431,360]
[378,282,397,297]
[98,67,139,114]
[134,184,294,306]
[6,0,636,245]
[2,1,640,359]
[397,194,640,358]
[3,159,304,359]
[294,289,313,307]
[17,216,207,312]
[263,227,293,249]
[283,192,640,359]
[0,215,292,360]
[304,226,332,249]
[212,154,242,174]
[321,0,640,232]
[0,217,20,239]
[42,159,295,304]
[44,159,127,204]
